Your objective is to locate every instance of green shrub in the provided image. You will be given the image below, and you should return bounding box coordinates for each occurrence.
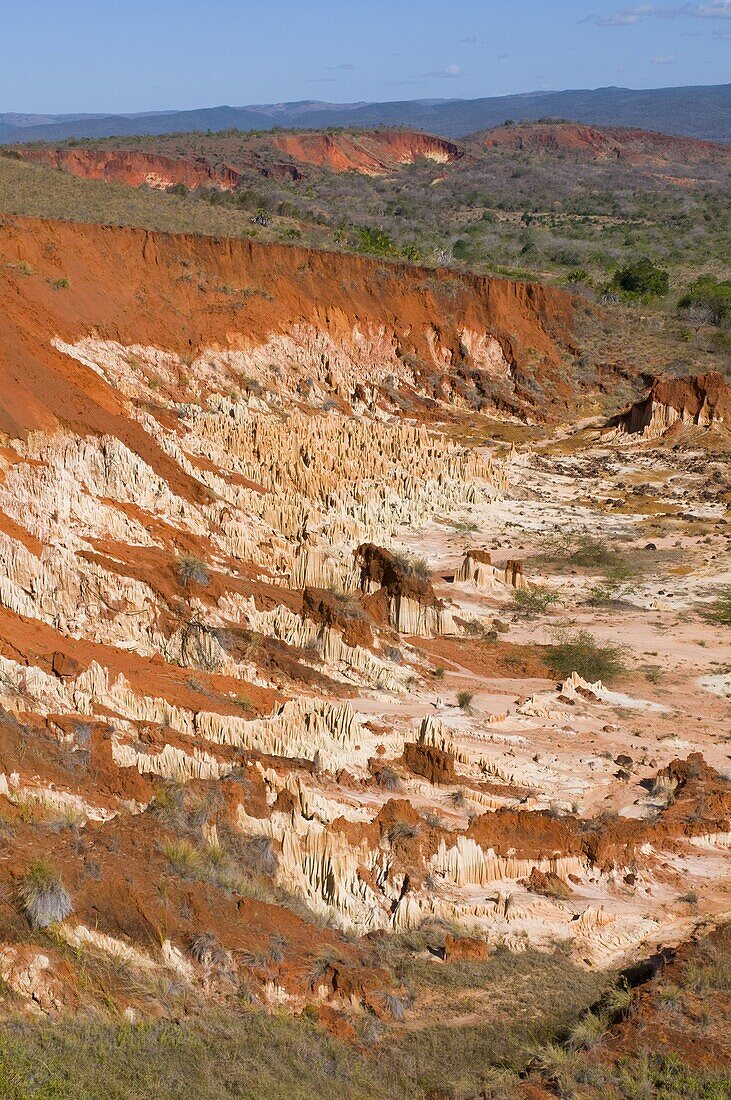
[567,1011,606,1051]
[680,940,731,993]
[566,268,589,283]
[585,582,623,608]
[512,586,559,618]
[678,275,731,327]
[612,257,669,298]
[354,226,399,258]
[550,630,627,684]
[456,690,473,711]
[569,534,615,568]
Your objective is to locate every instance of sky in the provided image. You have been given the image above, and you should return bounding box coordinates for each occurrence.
[2,0,729,115]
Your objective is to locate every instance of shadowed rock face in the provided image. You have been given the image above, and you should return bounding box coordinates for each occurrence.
[617,372,731,438]
[402,742,456,785]
[355,544,438,608]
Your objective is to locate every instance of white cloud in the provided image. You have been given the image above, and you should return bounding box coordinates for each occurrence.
[597,11,642,24]
[419,64,465,78]
[594,1,731,24]
[693,1,731,16]
[652,51,678,60]
[594,3,656,25]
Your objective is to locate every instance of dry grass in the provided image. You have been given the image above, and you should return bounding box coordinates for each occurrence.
[0,1011,409,1099]
[175,555,211,589]
[0,155,259,238]
[16,859,73,929]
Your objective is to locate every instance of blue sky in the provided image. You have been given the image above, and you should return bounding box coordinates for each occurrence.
[2,0,729,113]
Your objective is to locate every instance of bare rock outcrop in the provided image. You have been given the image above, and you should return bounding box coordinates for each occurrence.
[615,372,731,439]
[456,549,527,589]
[355,544,456,637]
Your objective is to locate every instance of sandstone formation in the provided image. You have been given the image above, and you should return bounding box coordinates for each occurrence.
[17,130,464,187]
[0,214,727,1029]
[615,372,731,439]
[476,121,731,168]
[17,147,241,190]
[267,130,463,174]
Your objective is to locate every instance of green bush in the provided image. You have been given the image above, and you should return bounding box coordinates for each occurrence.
[612,257,669,298]
[678,276,731,327]
[512,586,559,618]
[354,226,399,258]
[566,268,589,283]
[550,630,627,684]
[456,690,473,710]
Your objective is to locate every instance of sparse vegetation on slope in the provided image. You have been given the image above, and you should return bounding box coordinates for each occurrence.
[0,947,612,1099]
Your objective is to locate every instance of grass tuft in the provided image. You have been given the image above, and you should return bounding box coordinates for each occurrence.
[175,554,211,589]
[17,858,73,929]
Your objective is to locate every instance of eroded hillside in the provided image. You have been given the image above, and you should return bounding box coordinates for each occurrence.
[0,218,728,1084]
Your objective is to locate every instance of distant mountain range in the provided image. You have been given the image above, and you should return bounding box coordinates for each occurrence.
[1,84,729,144]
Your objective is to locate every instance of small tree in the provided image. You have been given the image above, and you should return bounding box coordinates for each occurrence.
[680,302,718,337]
[512,586,559,619]
[678,276,731,328]
[612,258,669,299]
